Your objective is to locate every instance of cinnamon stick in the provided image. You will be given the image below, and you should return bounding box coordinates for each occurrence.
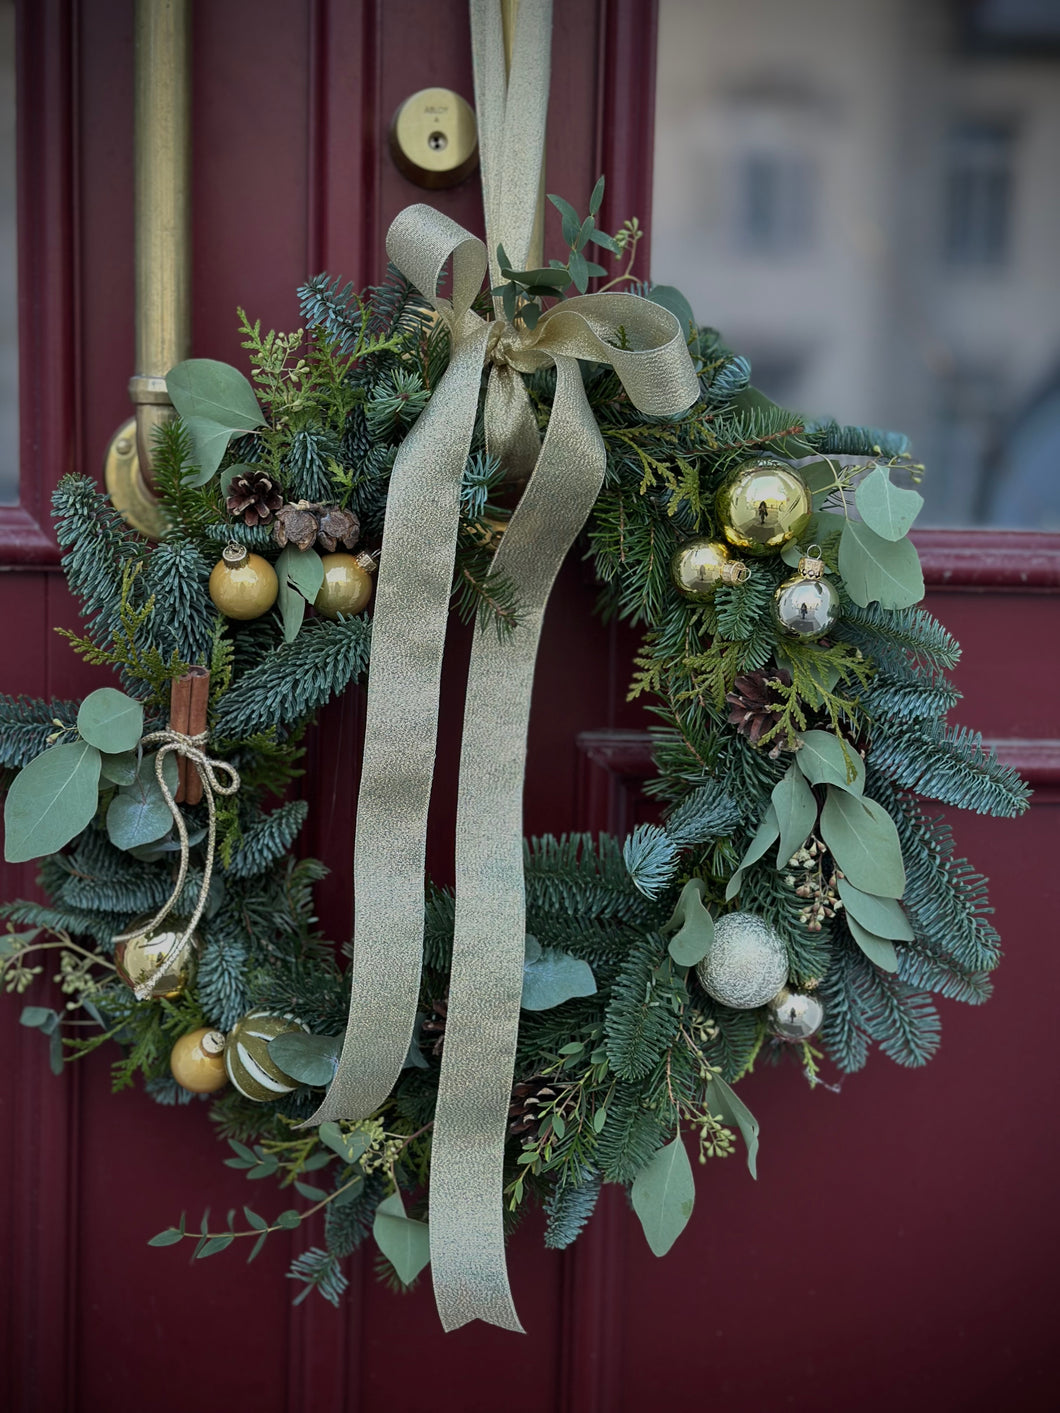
[168,673,193,803]
[183,667,211,806]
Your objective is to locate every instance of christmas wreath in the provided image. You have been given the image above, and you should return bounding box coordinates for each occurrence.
[0,3,1030,1330]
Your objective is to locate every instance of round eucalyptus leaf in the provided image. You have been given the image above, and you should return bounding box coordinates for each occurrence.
[77,688,144,754]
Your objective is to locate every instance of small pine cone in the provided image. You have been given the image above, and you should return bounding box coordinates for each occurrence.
[225,469,284,527]
[508,1074,558,1137]
[726,667,793,757]
[273,501,320,552]
[316,506,360,553]
[420,997,448,1056]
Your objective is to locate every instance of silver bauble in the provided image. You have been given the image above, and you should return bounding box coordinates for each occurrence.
[773,573,839,640]
[696,912,789,1010]
[769,986,825,1041]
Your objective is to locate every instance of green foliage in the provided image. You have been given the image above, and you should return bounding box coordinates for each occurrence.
[604,934,682,1080]
[870,721,1031,818]
[0,695,82,769]
[212,616,371,737]
[543,1169,600,1250]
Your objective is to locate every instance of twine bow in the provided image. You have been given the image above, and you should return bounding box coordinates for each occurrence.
[306,0,698,1332]
[113,730,240,1000]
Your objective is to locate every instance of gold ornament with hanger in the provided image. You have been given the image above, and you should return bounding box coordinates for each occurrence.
[773,545,839,640]
[170,1027,228,1093]
[314,551,377,619]
[670,538,749,601]
[208,542,279,620]
[716,458,811,556]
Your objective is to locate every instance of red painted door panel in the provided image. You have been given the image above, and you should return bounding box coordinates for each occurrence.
[1,4,1055,1411]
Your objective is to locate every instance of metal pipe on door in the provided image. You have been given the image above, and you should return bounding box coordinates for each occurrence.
[104,0,190,539]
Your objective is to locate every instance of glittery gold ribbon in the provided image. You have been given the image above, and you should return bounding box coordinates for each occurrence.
[112,730,240,1001]
[307,0,698,1332]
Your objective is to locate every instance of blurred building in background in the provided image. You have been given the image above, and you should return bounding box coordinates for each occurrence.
[653,0,1060,527]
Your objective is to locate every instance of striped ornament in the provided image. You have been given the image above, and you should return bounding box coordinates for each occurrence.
[224,1008,307,1102]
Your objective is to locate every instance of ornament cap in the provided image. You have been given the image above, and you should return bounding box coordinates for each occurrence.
[222,541,249,569]
[797,544,825,580]
[355,550,378,574]
[721,559,750,585]
[200,1029,226,1056]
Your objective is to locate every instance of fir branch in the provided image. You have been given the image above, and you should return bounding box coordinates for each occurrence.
[212,615,371,737]
[870,721,1030,818]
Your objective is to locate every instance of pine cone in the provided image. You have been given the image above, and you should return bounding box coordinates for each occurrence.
[726,667,793,756]
[316,506,360,553]
[273,501,361,553]
[225,469,283,527]
[273,502,319,551]
[420,997,448,1056]
[508,1075,559,1137]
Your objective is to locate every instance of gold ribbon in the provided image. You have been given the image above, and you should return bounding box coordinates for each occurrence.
[112,730,240,1001]
[308,0,698,1331]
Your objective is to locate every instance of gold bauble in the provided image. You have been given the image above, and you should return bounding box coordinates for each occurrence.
[716,459,811,556]
[772,548,839,640]
[224,1008,307,1102]
[670,539,748,601]
[170,1027,228,1094]
[114,918,199,999]
[314,551,376,619]
[208,542,279,620]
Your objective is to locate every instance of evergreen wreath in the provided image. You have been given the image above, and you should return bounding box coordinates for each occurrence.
[0,188,1028,1306]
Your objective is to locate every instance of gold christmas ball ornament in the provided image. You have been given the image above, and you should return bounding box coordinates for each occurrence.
[716,459,811,557]
[208,542,279,620]
[224,1008,308,1102]
[670,539,749,601]
[696,911,789,1010]
[773,546,840,640]
[170,1027,228,1094]
[769,987,825,1042]
[314,551,376,619]
[114,918,198,999]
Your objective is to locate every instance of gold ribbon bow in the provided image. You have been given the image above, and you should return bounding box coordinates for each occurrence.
[113,730,240,1001]
[308,0,698,1332]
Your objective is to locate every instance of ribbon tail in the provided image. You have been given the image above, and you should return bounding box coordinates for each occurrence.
[305,321,490,1126]
[430,358,607,1332]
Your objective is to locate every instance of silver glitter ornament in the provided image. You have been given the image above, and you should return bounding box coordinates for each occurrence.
[696,912,789,1009]
[769,986,825,1041]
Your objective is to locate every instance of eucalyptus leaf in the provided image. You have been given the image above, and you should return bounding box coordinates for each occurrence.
[276,545,325,644]
[795,730,865,795]
[148,1228,185,1247]
[725,803,780,900]
[522,934,596,1010]
[709,1075,760,1180]
[664,878,715,966]
[854,465,924,541]
[780,511,848,568]
[588,174,605,215]
[3,741,102,863]
[318,1122,371,1165]
[836,879,914,941]
[20,1005,58,1030]
[76,688,144,753]
[771,765,818,870]
[568,247,589,294]
[267,1030,342,1087]
[631,1136,695,1257]
[99,750,139,786]
[105,752,180,852]
[166,359,265,485]
[820,787,906,899]
[838,519,924,609]
[372,1192,431,1285]
[646,284,694,334]
[845,915,900,972]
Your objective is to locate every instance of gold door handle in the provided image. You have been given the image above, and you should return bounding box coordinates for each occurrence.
[105,0,190,539]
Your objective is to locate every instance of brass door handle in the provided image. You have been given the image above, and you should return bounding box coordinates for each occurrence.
[104,0,190,539]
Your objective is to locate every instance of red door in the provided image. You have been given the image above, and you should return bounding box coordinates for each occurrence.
[1,3,1055,1410]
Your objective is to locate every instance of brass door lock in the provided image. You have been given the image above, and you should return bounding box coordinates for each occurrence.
[389,87,478,189]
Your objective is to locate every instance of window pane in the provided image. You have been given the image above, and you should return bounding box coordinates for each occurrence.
[652,0,1060,529]
[0,0,16,506]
